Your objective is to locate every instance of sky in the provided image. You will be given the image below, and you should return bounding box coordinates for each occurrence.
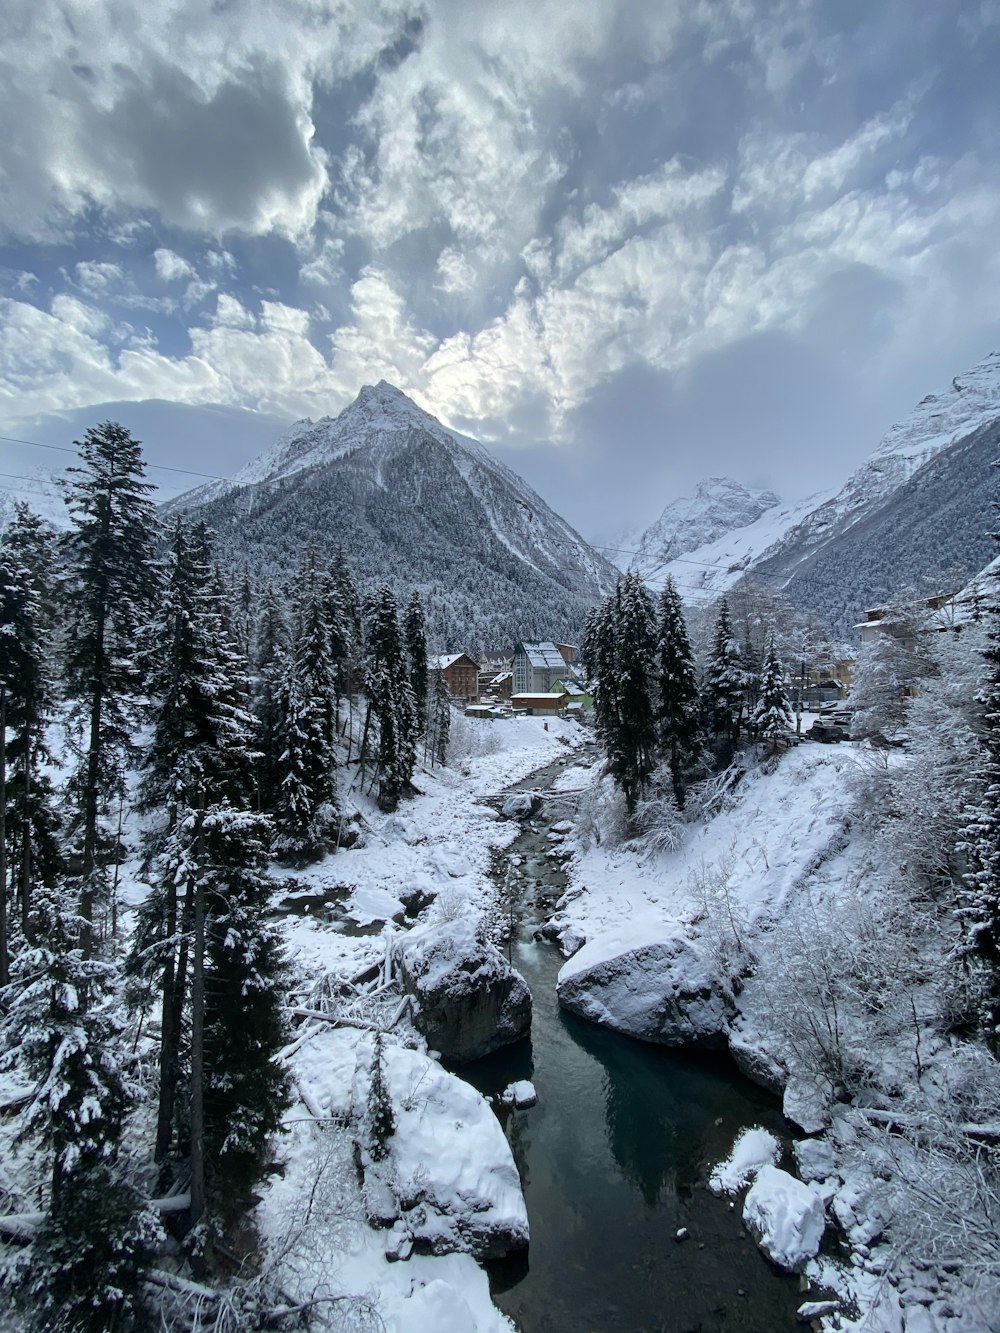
[1,0,999,543]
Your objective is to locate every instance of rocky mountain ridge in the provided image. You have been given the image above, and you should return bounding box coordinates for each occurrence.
[167,382,620,651]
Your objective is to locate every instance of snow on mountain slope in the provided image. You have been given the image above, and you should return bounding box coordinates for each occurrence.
[0,468,70,531]
[616,478,782,584]
[168,382,619,649]
[657,489,836,603]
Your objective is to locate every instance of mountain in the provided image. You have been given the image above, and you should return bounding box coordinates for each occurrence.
[615,477,783,585]
[0,469,70,532]
[629,351,1000,637]
[166,381,619,650]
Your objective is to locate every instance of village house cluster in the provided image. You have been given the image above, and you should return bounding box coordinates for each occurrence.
[430,641,592,718]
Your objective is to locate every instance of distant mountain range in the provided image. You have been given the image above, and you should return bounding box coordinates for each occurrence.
[5,353,999,648]
[620,351,1000,637]
[166,381,620,651]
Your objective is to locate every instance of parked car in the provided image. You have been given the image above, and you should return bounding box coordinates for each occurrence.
[809,720,849,743]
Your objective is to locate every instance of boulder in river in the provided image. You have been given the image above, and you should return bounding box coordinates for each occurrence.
[742,1164,826,1272]
[397,918,532,1063]
[556,928,733,1047]
[501,791,542,820]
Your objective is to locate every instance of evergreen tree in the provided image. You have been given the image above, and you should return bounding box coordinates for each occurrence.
[403,590,429,737]
[584,597,620,756]
[655,577,700,806]
[427,668,451,767]
[63,422,159,948]
[609,574,658,814]
[0,884,162,1330]
[704,598,745,749]
[752,635,793,750]
[0,508,61,981]
[364,586,416,811]
[201,805,290,1217]
[961,561,1000,1049]
[252,584,289,812]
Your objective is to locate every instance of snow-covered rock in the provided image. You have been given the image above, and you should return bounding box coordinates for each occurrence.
[293,1028,528,1262]
[743,1165,826,1272]
[397,918,532,1063]
[728,1032,787,1096]
[709,1127,782,1194]
[501,791,542,820]
[783,1075,832,1134]
[500,1080,537,1109]
[793,1137,838,1184]
[556,928,733,1046]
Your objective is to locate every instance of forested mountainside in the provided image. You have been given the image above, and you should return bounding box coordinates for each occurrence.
[167,382,618,652]
[628,351,1000,635]
[754,412,999,636]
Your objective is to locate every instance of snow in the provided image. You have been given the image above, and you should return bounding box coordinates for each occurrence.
[742,1164,826,1273]
[708,1126,781,1194]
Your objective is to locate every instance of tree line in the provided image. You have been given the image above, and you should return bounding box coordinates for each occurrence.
[582,571,794,812]
[0,422,448,1329]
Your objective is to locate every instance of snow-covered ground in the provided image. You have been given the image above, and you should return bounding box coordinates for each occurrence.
[253,714,584,1332]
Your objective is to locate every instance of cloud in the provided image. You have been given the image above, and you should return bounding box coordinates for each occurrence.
[154,248,195,282]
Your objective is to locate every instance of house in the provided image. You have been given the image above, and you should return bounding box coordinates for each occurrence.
[490,670,514,700]
[510,692,565,716]
[854,592,958,652]
[431,652,481,701]
[513,641,567,694]
[555,642,578,668]
[553,678,592,710]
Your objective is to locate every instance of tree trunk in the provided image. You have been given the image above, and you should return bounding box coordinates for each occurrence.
[154,877,179,1165]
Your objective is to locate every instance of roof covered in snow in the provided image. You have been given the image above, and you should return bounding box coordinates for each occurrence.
[514,641,566,669]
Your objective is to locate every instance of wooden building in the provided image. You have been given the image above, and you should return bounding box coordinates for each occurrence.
[431,652,481,701]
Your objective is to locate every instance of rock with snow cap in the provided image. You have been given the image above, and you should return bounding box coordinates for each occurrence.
[397,917,531,1063]
[743,1164,826,1272]
[556,927,733,1047]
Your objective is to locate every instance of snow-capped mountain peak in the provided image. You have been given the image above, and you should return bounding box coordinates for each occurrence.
[616,476,783,584]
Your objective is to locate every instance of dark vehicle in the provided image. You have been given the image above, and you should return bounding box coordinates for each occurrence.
[809,720,849,743]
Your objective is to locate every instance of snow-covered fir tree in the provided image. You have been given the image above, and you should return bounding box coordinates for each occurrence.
[0,506,62,984]
[703,598,744,750]
[364,586,417,812]
[1,884,162,1330]
[609,574,658,813]
[751,634,793,749]
[403,590,429,737]
[62,422,159,950]
[426,667,451,767]
[655,576,701,806]
[961,562,1000,1048]
[251,583,290,813]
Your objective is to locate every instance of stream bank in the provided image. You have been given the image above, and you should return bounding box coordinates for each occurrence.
[464,747,806,1332]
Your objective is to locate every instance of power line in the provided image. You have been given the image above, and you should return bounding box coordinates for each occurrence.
[0,433,225,481]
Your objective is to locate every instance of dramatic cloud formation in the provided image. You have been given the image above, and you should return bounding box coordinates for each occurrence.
[1,0,998,536]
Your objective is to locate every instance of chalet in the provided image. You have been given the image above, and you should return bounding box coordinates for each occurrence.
[431,652,480,701]
[511,692,565,716]
[490,670,514,700]
[555,642,578,668]
[854,592,959,651]
[513,641,566,694]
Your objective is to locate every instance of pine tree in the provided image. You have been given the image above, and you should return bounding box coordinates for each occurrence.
[610,574,658,814]
[704,598,745,751]
[426,668,451,767]
[655,577,700,806]
[752,635,793,750]
[584,596,620,756]
[201,805,289,1218]
[364,586,416,811]
[961,559,1000,1049]
[1,884,162,1330]
[0,508,61,982]
[403,591,429,737]
[252,584,289,812]
[63,422,159,949]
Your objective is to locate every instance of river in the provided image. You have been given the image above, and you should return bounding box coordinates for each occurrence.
[460,746,806,1333]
